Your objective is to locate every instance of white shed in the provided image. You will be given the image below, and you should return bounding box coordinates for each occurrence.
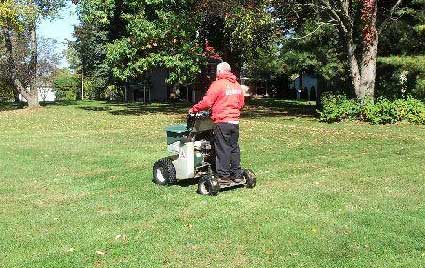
[19,86,56,102]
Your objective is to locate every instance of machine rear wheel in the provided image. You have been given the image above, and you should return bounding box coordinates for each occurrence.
[197,175,219,196]
[243,169,256,188]
[153,158,177,185]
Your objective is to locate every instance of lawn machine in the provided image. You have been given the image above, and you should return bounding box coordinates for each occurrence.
[152,111,256,195]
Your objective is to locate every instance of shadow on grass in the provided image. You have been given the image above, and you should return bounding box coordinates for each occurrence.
[0,100,99,111]
[172,177,246,194]
[42,100,82,107]
[242,98,318,119]
[109,102,190,116]
[0,102,26,112]
[80,106,113,112]
[105,99,317,119]
[41,98,317,119]
[174,178,199,188]
[77,101,191,116]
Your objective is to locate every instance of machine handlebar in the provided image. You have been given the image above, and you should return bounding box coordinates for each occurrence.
[187,110,211,131]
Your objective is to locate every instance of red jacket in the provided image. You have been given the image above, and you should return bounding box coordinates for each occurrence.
[192,71,245,123]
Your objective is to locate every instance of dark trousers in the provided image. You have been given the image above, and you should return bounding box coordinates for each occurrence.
[214,123,242,178]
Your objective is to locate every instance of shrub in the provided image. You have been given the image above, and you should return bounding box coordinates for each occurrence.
[318,93,361,122]
[403,97,425,124]
[319,94,425,124]
[361,97,398,124]
[413,75,425,99]
[53,70,79,101]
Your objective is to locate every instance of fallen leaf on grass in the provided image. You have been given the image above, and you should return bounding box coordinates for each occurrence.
[96,250,106,256]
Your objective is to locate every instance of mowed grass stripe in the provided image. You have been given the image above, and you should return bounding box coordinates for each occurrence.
[1,100,424,268]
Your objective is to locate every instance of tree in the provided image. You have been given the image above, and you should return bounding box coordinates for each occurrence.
[104,0,205,85]
[278,20,347,91]
[37,37,60,87]
[71,0,275,96]
[377,0,425,99]
[0,0,66,107]
[53,69,79,100]
[70,5,112,99]
[195,0,275,77]
[273,0,406,100]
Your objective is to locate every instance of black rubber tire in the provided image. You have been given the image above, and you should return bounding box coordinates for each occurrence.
[152,158,177,186]
[197,175,220,196]
[243,169,256,188]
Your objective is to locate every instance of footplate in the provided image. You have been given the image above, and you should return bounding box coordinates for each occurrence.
[218,179,247,189]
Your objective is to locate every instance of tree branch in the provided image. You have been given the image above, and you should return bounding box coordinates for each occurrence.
[291,22,331,40]
[318,0,352,38]
[1,25,31,100]
[378,0,403,34]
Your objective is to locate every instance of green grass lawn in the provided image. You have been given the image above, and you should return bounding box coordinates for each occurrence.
[1,100,425,268]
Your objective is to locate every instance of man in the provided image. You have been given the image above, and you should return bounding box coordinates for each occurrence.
[189,62,245,184]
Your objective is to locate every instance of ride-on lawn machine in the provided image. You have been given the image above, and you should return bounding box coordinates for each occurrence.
[153,111,256,195]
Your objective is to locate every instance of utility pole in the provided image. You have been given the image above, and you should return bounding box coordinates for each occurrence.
[81,69,84,100]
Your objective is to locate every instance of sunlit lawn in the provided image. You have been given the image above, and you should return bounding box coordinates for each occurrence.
[1,100,424,267]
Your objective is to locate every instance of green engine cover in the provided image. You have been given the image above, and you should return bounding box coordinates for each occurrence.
[166,124,189,145]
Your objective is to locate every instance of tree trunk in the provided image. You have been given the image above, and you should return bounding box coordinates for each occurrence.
[1,25,40,108]
[14,92,20,103]
[359,0,378,99]
[28,22,40,107]
[343,0,378,100]
[347,39,361,98]
[359,38,378,99]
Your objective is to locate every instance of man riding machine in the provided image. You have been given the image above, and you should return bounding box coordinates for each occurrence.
[153,62,256,195]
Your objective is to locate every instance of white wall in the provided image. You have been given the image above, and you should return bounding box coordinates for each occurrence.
[19,87,56,102]
[291,74,318,91]
[290,74,318,100]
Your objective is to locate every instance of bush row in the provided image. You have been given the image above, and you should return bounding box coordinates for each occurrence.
[319,94,425,124]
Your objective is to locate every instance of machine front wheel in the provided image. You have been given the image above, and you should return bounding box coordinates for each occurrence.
[243,169,256,188]
[197,175,219,196]
[153,158,177,186]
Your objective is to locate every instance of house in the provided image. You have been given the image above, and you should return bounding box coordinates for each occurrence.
[124,41,223,103]
[289,73,319,101]
[19,85,56,102]
[124,69,168,102]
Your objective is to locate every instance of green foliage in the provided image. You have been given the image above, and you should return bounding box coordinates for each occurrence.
[376,0,425,99]
[73,0,277,94]
[378,56,425,73]
[224,4,274,63]
[103,0,204,85]
[377,57,425,99]
[53,70,79,101]
[362,97,425,125]
[69,21,111,100]
[320,95,425,125]
[0,80,14,101]
[379,0,425,56]
[319,94,361,123]
[414,74,425,99]
[361,98,399,124]
[1,0,66,107]
[82,75,111,99]
[279,19,347,85]
[0,0,66,30]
